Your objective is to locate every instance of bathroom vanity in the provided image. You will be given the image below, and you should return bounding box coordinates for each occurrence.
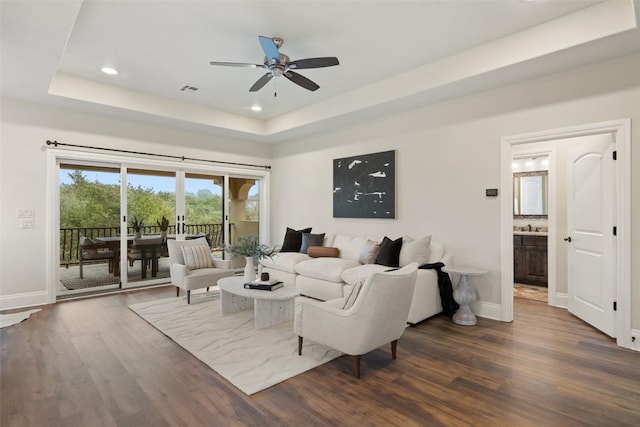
[513,233,548,287]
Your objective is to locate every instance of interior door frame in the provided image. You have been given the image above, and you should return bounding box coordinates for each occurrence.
[47,149,270,298]
[499,119,631,349]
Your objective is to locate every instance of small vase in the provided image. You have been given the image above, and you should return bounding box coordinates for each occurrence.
[244,256,256,283]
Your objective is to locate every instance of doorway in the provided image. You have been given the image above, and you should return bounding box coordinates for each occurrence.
[512,154,550,304]
[499,119,631,349]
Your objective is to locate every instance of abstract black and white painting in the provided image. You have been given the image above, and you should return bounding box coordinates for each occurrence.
[333,150,395,218]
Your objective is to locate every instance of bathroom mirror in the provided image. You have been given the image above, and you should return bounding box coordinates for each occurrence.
[513,171,548,218]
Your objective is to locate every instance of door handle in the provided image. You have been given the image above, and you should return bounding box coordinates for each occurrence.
[564,236,572,242]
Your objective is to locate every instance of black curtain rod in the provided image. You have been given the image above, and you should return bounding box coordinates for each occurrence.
[45,140,271,170]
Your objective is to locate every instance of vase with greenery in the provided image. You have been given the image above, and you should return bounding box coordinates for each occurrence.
[157,215,169,239]
[130,215,144,238]
[226,236,275,282]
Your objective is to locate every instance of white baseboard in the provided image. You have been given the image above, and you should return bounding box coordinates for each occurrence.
[554,292,568,308]
[0,291,49,311]
[474,300,502,321]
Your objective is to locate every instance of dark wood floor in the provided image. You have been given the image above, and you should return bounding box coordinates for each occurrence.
[2,287,639,427]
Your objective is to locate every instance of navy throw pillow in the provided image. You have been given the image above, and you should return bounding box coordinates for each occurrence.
[299,232,325,254]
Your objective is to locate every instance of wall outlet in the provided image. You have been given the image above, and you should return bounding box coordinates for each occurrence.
[20,219,35,229]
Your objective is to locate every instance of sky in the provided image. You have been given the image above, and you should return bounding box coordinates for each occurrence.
[60,169,258,196]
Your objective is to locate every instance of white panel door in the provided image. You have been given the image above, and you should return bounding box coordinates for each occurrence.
[566,134,616,337]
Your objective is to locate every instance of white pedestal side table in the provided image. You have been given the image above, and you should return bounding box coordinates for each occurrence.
[442,265,488,326]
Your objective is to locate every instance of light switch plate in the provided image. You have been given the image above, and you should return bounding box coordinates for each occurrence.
[16,208,34,218]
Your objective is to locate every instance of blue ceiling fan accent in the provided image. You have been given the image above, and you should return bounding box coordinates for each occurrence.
[259,36,280,63]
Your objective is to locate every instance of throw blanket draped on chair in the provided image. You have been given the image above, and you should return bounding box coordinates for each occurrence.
[419,262,459,317]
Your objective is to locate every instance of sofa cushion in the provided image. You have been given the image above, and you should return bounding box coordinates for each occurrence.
[341,263,389,285]
[300,232,325,254]
[260,252,310,274]
[295,257,361,283]
[358,239,379,264]
[399,235,432,267]
[332,234,371,261]
[281,227,312,252]
[375,236,403,267]
[308,246,340,258]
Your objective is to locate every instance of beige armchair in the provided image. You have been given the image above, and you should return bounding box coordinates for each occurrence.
[295,262,418,378]
[167,237,234,304]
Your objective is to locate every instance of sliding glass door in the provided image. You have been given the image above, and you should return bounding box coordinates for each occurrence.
[227,176,262,269]
[58,163,121,296]
[54,154,269,299]
[184,173,225,257]
[123,169,176,288]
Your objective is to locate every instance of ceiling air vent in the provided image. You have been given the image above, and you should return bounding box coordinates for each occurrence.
[180,85,199,91]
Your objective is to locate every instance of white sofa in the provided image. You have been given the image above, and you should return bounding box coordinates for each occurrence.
[260,233,452,324]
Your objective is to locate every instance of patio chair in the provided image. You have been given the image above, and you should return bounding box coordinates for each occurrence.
[295,263,418,378]
[128,236,163,272]
[79,236,115,279]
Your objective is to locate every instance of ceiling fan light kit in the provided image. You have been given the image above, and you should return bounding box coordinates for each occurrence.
[210,36,339,92]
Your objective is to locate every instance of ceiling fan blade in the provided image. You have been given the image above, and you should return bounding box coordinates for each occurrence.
[258,36,280,63]
[284,71,320,91]
[288,57,340,69]
[249,73,273,92]
[209,61,266,69]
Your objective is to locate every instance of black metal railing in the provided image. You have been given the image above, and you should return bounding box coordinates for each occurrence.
[60,223,224,266]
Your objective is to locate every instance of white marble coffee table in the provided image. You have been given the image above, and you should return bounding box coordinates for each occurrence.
[217,276,300,330]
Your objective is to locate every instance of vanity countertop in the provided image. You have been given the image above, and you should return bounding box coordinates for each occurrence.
[513,231,548,236]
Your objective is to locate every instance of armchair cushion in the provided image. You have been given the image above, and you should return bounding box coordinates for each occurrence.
[181,245,214,270]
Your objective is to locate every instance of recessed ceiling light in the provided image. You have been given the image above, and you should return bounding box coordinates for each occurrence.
[250,105,262,112]
[100,67,118,75]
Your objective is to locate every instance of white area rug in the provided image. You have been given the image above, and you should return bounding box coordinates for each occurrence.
[129,292,341,395]
[0,309,41,328]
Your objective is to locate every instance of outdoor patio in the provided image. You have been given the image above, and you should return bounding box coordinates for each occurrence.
[58,258,171,294]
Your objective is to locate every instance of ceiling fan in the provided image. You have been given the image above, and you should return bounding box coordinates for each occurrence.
[209,36,339,92]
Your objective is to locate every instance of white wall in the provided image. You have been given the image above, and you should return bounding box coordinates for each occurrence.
[2,52,639,331]
[0,98,271,309]
[270,52,640,328]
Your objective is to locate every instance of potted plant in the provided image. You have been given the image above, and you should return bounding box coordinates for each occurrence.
[157,215,169,239]
[130,215,144,238]
[226,236,276,282]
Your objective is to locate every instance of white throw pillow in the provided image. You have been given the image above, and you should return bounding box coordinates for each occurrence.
[181,245,213,270]
[399,235,432,267]
[358,239,379,264]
